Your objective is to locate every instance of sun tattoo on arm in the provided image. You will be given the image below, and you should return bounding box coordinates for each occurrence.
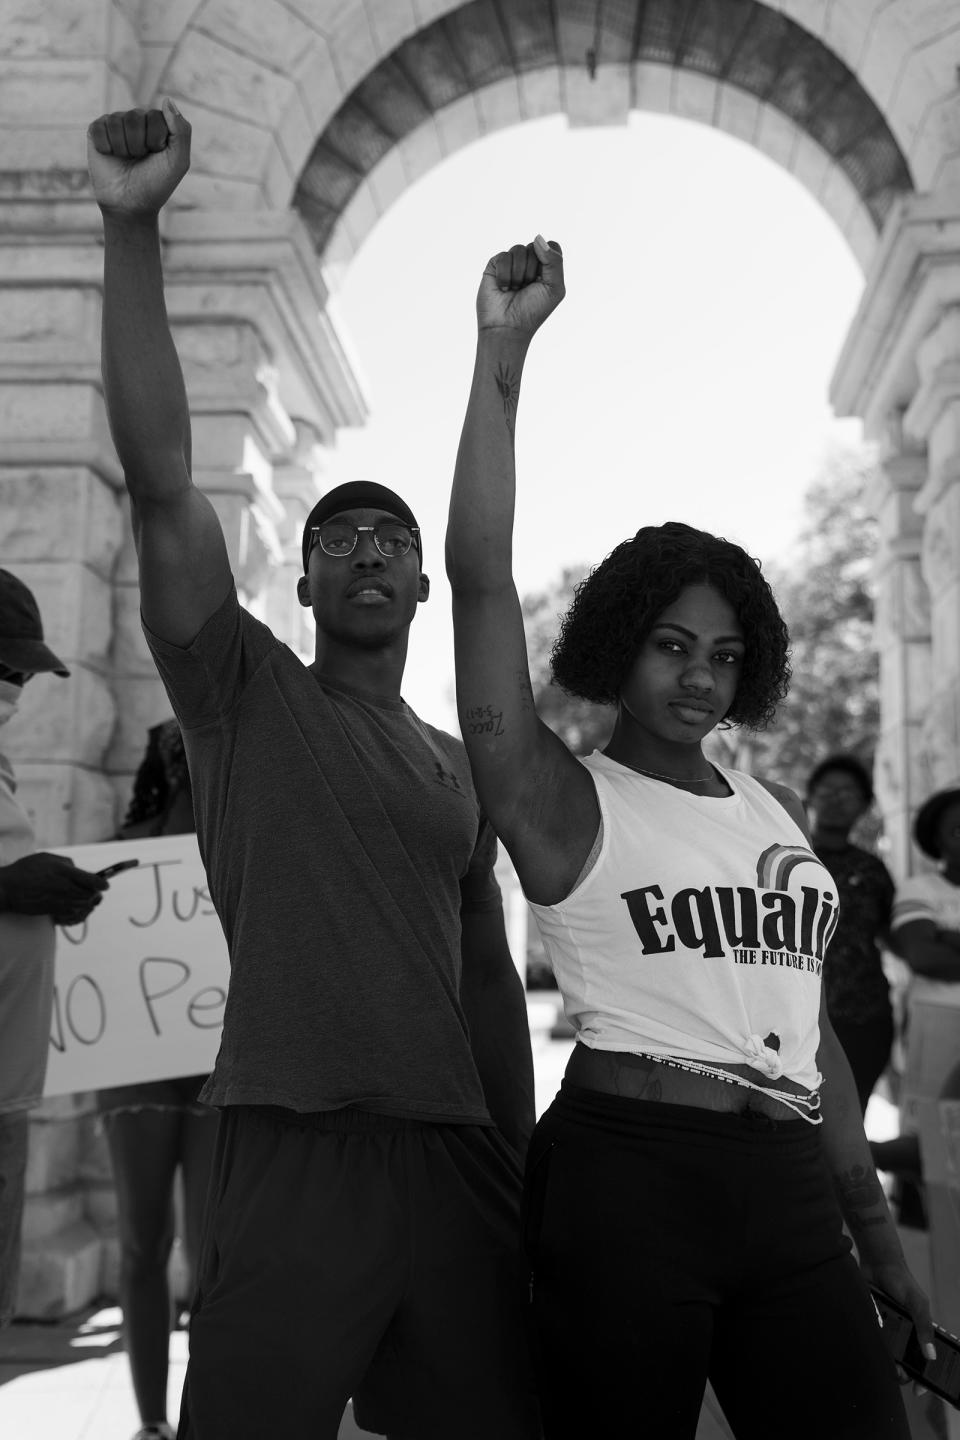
[494,362,520,432]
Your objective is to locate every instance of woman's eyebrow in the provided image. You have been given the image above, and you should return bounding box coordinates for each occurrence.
[653,622,745,645]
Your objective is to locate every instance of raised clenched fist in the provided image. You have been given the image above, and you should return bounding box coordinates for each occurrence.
[476,235,565,338]
[87,100,191,217]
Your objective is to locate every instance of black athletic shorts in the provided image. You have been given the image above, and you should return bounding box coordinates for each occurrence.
[177,1104,541,1440]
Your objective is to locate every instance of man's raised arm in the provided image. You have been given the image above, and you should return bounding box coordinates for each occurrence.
[88,102,232,645]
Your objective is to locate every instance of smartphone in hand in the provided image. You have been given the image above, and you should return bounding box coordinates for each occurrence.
[871,1286,960,1408]
[96,858,140,880]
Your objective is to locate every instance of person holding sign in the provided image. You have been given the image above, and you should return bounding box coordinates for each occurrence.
[0,570,107,1326]
[444,238,930,1437]
[97,720,216,1440]
[87,104,537,1440]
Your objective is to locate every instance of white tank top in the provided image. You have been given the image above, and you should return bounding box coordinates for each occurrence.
[529,752,837,1094]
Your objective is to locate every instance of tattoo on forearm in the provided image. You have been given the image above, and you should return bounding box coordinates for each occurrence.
[833,1163,888,1231]
[494,363,520,431]
[465,704,505,738]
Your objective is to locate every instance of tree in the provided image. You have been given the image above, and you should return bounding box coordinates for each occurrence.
[744,441,880,795]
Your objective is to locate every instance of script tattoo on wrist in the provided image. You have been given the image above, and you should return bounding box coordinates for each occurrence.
[494,363,520,431]
[833,1163,888,1231]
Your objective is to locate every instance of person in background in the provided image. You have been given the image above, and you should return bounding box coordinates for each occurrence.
[0,569,107,1325]
[805,754,896,1114]
[879,786,960,1216]
[96,719,217,1440]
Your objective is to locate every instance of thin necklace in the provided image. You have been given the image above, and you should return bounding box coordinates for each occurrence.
[613,695,715,786]
[616,757,714,786]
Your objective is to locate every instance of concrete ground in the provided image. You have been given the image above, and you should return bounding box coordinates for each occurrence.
[0,1001,950,1439]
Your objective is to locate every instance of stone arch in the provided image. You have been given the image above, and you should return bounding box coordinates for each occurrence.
[146,0,960,272]
[315,61,897,280]
[295,2,912,278]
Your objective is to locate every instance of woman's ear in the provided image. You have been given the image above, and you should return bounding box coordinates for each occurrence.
[296,574,311,608]
[418,572,431,603]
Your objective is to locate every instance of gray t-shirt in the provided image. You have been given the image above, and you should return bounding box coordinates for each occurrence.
[144,588,499,1123]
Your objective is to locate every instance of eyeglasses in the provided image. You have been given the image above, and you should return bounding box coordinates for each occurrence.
[310,522,420,559]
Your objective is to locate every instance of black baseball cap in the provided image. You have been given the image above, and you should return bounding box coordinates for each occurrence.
[301,482,421,571]
[0,569,69,676]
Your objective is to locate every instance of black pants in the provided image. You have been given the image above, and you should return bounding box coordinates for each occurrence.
[178,1105,540,1440]
[832,1011,895,1115]
[524,1082,909,1440]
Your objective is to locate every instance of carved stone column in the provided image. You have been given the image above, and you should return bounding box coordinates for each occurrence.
[831,194,960,877]
[0,0,143,1318]
[870,431,931,879]
[910,307,960,798]
[0,0,136,845]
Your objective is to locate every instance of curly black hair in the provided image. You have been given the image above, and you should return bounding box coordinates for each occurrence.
[550,521,791,729]
[121,719,191,830]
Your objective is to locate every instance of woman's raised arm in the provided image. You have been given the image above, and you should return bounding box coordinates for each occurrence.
[446,239,599,904]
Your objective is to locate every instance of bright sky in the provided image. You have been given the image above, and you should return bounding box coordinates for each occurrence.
[321,111,865,733]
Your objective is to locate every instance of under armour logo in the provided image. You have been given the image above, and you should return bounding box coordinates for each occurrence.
[434,762,464,794]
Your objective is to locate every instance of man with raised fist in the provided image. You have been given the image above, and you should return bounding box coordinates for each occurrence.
[87,104,538,1440]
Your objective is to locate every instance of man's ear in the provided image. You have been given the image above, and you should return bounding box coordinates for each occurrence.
[296,575,311,608]
[418,572,430,604]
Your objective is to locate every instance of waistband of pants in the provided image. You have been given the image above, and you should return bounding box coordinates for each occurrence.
[551,1080,817,1152]
[246,1103,435,1134]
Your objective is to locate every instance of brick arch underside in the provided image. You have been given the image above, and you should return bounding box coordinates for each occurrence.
[293,0,912,272]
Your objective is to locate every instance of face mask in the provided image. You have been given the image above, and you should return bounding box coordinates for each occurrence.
[0,679,22,728]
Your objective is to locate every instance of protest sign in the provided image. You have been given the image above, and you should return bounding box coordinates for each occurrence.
[43,834,228,1096]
